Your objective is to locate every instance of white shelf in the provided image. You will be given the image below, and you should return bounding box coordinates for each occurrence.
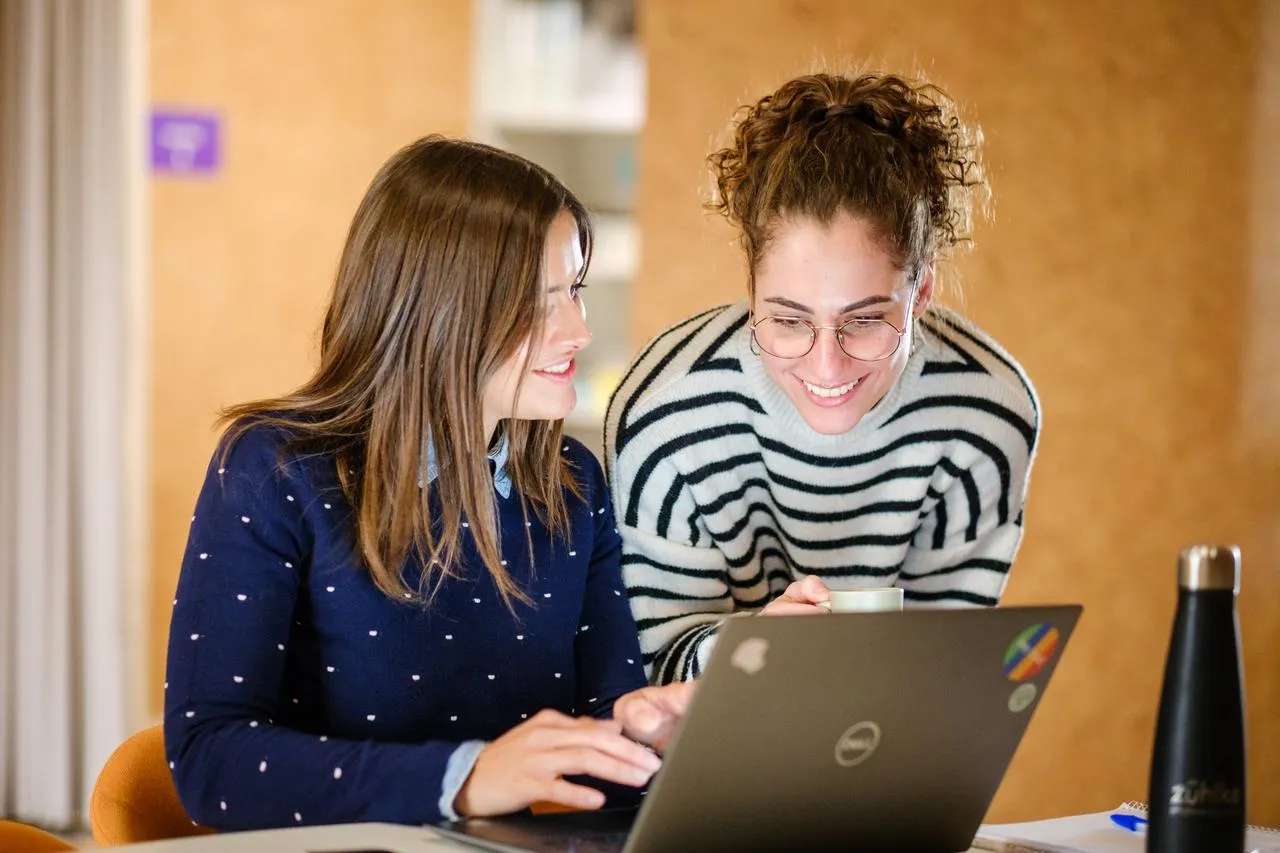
[483,103,642,136]
[471,0,639,457]
[472,0,645,141]
[589,214,638,281]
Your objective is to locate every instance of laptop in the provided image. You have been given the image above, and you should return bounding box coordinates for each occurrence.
[436,604,1082,853]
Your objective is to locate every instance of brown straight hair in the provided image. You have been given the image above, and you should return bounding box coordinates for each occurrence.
[220,136,592,608]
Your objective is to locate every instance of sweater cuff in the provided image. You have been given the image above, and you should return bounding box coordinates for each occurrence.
[438,740,487,821]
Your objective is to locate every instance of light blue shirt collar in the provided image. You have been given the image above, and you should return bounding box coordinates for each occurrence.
[421,430,513,499]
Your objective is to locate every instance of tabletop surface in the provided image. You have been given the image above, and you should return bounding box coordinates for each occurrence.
[102,821,991,852]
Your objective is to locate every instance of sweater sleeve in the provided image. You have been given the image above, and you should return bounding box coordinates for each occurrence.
[897,390,1040,607]
[572,451,649,717]
[164,427,469,830]
[609,440,731,685]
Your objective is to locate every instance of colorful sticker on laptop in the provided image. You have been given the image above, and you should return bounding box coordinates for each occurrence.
[1002,623,1060,681]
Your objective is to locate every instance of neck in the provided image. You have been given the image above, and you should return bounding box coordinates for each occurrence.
[483,416,502,449]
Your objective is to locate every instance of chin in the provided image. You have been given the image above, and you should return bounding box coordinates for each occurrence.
[798,409,865,435]
[783,390,868,435]
[516,397,577,424]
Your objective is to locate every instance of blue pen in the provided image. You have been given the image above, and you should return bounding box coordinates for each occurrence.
[1110,813,1148,833]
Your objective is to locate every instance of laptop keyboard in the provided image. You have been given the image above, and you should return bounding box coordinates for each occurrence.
[439,808,636,853]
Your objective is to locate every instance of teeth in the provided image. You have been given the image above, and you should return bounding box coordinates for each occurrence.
[538,360,572,374]
[803,378,859,398]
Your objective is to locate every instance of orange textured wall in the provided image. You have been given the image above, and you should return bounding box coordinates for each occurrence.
[638,0,1280,824]
[147,0,471,715]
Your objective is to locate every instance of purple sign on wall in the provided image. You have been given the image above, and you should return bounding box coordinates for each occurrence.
[150,110,221,175]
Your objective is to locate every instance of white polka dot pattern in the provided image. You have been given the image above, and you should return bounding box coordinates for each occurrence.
[166,427,644,828]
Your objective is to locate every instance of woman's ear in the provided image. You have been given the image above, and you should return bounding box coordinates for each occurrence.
[912,262,936,318]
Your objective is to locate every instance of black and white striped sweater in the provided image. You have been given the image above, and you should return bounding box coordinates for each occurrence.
[604,302,1040,684]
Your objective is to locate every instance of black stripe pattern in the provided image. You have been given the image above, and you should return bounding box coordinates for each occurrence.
[605,303,1040,683]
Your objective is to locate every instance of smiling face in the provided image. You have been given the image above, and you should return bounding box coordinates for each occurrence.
[481,210,592,439]
[751,212,932,435]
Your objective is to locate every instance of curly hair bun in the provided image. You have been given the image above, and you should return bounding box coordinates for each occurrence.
[708,72,986,280]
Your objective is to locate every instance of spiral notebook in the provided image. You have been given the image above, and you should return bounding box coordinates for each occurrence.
[972,800,1280,853]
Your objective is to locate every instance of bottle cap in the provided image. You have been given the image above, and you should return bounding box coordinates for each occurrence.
[1177,544,1240,592]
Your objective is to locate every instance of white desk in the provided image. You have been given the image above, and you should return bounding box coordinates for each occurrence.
[104,821,989,852]
[106,823,454,852]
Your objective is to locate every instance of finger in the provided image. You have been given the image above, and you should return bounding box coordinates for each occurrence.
[619,701,680,751]
[790,575,831,604]
[577,727,663,772]
[616,685,690,734]
[538,778,607,812]
[761,601,830,617]
[614,694,663,738]
[525,709,619,733]
[653,680,697,715]
[531,723,661,773]
[547,746,659,788]
[521,714,622,748]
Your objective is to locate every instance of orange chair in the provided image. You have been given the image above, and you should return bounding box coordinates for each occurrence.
[0,820,78,852]
[88,725,215,846]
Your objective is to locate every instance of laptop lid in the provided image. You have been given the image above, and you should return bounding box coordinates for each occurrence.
[626,604,1081,852]
[439,604,1082,853]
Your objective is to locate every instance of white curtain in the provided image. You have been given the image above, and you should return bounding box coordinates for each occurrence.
[0,0,146,830]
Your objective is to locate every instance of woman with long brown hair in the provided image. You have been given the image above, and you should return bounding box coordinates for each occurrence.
[164,136,690,830]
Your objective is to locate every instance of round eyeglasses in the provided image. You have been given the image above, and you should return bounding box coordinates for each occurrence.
[749,314,907,362]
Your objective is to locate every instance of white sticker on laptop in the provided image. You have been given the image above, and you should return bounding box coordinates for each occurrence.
[729,637,769,675]
[1008,682,1037,713]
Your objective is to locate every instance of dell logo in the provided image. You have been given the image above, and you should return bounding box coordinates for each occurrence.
[835,721,882,768]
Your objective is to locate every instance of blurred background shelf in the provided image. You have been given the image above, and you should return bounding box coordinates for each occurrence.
[483,101,643,136]
[471,0,643,458]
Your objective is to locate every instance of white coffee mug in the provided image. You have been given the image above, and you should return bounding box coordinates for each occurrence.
[820,587,904,613]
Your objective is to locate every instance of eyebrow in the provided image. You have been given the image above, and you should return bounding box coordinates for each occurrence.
[761,295,894,314]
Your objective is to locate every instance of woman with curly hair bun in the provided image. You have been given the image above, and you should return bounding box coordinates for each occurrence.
[606,72,1040,685]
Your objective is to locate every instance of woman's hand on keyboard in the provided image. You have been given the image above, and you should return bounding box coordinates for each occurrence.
[614,681,697,755]
[453,710,662,817]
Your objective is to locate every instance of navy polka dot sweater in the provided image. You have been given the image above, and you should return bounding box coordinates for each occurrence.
[164,425,647,830]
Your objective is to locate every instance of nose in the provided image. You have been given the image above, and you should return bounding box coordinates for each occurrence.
[806,325,851,377]
[550,296,592,352]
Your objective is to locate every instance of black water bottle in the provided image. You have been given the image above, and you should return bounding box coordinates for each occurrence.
[1147,544,1247,853]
